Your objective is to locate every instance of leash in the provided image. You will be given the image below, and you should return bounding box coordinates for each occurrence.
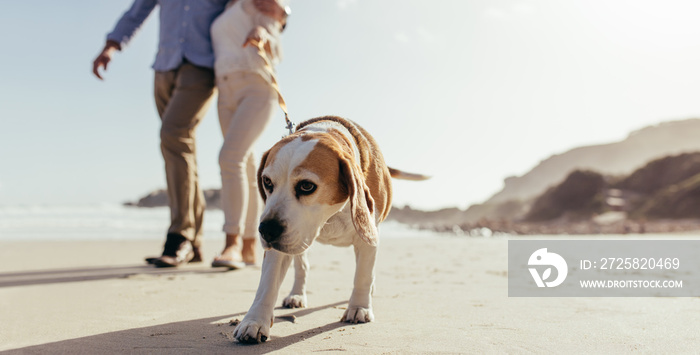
[250,37,295,136]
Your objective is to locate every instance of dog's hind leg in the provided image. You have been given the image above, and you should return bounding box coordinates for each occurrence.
[342,242,377,323]
[282,251,309,308]
[234,250,292,343]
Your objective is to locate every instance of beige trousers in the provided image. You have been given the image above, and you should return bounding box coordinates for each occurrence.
[154,62,216,248]
[217,71,277,238]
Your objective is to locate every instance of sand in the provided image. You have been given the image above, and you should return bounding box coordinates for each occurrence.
[1,235,699,354]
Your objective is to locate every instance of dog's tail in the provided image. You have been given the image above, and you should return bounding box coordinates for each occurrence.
[388,167,431,181]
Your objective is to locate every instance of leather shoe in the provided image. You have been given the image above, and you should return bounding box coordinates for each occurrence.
[153,233,195,268]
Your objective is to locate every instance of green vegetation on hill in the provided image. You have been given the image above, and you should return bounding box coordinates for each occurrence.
[614,152,700,194]
[524,170,606,222]
[633,170,700,219]
[523,152,700,222]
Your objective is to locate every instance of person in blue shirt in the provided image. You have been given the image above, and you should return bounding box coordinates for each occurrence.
[93,0,288,268]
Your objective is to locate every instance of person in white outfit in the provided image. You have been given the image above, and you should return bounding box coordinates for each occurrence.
[210,0,289,269]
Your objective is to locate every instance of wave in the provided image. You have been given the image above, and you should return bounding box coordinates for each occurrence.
[0,205,436,241]
[0,204,223,241]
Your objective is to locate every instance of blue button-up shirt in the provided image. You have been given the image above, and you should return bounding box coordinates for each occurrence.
[107,0,228,71]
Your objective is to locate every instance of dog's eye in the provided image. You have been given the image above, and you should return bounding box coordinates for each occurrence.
[296,180,317,196]
[262,176,274,193]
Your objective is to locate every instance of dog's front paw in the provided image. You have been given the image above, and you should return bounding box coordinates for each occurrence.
[282,294,307,308]
[233,316,272,344]
[341,306,374,323]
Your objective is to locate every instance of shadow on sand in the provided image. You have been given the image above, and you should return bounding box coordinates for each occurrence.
[0,264,234,288]
[4,301,349,354]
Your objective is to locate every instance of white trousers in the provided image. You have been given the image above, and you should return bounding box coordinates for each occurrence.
[217,71,277,238]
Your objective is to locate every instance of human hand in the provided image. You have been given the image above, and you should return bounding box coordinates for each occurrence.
[243,26,267,48]
[92,41,120,80]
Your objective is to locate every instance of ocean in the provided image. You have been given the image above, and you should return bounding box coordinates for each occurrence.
[0,204,436,241]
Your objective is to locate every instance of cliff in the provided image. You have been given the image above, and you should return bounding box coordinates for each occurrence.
[487,118,700,204]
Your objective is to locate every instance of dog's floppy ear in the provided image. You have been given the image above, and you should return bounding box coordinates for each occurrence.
[257,149,271,202]
[339,154,378,246]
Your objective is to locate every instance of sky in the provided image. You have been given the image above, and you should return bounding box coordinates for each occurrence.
[3,0,700,210]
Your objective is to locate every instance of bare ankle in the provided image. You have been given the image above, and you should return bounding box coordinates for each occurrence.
[242,238,257,264]
[218,234,243,258]
[224,233,243,249]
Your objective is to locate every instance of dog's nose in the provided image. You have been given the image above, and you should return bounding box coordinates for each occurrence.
[259,218,285,243]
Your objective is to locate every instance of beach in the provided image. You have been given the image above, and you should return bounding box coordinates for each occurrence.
[2,228,700,353]
[6,0,700,352]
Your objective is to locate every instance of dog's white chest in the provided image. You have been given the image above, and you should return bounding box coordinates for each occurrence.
[315,205,357,247]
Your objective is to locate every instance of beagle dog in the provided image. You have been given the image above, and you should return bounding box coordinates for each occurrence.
[233,116,427,343]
